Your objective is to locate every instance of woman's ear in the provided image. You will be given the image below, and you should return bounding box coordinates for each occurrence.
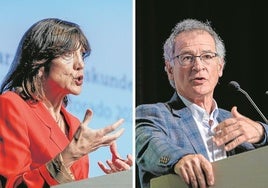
[38,66,45,78]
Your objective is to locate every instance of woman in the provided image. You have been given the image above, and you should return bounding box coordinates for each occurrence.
[0,18,132,187]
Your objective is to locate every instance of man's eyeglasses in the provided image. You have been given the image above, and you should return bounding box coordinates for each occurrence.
[173,52,218,66]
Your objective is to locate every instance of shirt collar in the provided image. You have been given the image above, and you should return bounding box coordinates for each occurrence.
[177,92,219,123]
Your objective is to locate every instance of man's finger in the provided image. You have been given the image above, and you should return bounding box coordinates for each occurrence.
[231,106,243,119]
[199,156,214,186]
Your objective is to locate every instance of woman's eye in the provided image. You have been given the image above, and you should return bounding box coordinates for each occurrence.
[61,52,74,60]
[64,52,74,58]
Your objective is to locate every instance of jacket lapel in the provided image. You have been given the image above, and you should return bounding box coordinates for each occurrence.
[28,101,73,150]
[60,106,80,139]
[166,92,210,159]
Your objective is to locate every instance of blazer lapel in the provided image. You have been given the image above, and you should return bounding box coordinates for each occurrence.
[28,101,71,150]
[166,92,210,159]
[60,107,80,140]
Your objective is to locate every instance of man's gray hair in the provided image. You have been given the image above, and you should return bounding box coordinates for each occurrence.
[163,19,226,66]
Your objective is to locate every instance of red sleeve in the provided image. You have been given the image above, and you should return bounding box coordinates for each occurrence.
[0,93,59,188]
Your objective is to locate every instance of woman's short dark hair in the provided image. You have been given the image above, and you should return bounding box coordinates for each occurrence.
[0,18,91,105]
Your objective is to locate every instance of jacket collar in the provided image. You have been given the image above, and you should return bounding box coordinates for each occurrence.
[166,92,235,159]
[165,92,209,159]
[27,101,80,150]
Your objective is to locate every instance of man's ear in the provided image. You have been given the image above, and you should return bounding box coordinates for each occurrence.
[165,61,174,80]
[217,58,224,77]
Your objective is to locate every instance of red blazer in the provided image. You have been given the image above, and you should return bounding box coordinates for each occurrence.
[0,91,89,187]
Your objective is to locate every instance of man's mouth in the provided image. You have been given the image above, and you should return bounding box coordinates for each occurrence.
[194,77,205,80]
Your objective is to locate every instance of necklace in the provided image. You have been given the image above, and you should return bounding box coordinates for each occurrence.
[56,114,68,136]
[56,114,64,127]
[56,115,61,124]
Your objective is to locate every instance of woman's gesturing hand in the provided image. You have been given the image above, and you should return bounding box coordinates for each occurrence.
[98,142,133,174]
[61,109,125,168]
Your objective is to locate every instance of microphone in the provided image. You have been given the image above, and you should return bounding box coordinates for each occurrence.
[229,81,268,124]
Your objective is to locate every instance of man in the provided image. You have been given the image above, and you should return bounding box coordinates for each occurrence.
[136,19,268,188]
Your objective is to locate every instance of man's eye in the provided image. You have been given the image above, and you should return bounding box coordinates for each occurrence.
[181,55,192,61]
[202,53,214,60]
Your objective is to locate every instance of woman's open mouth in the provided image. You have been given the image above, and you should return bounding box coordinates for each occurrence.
[75,75,84,86]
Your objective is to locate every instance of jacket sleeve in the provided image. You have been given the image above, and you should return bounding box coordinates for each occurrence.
[135,104,195,175]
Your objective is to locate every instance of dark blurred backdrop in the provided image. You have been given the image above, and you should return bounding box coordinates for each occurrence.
[136,0,268,122]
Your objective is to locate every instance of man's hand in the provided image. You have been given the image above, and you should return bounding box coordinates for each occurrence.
[174,154,214,188]
[213,106,264,151]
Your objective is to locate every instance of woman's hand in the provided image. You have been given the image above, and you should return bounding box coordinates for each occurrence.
[61,109,125,168]
[98,142,133,174]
